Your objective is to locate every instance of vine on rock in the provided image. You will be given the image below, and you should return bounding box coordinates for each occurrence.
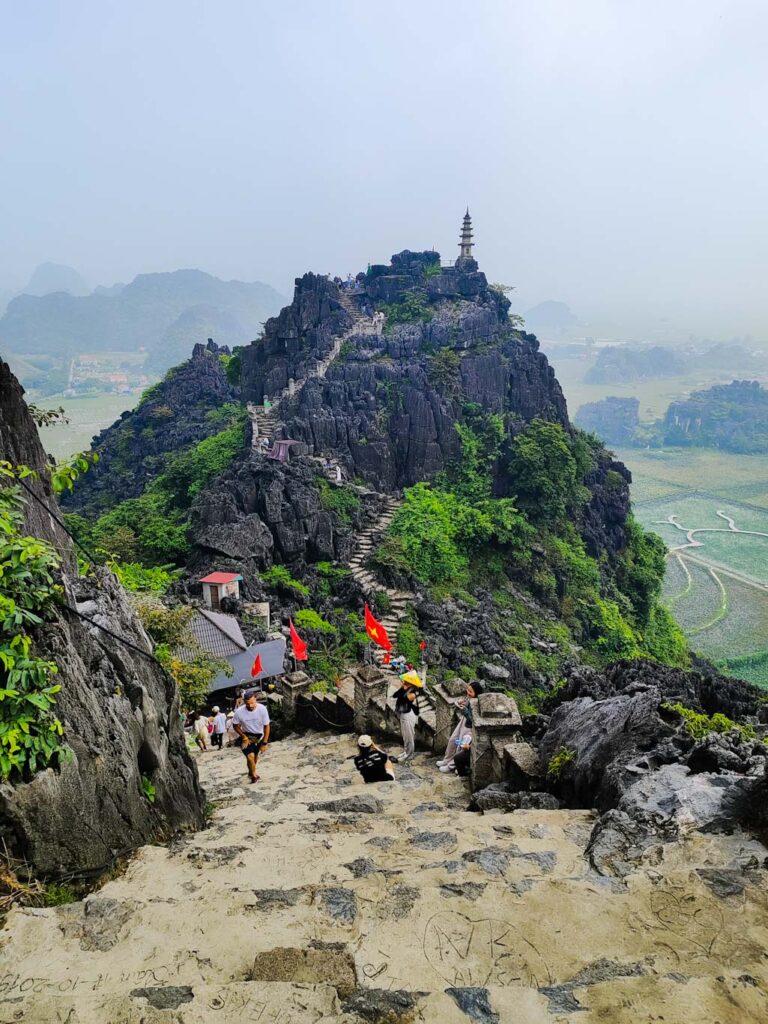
[0,463,66,779]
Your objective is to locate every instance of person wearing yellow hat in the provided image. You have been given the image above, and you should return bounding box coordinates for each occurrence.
[391,671,423,763]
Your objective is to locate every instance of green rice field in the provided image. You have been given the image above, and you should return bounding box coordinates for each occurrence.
[36,391,142,461]
[632,485,768,688]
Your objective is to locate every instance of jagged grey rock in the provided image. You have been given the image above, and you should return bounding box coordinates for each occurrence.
[0,361,205,875]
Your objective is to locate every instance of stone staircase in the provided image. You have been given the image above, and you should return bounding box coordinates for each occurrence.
[3,732,765,1022]
[248,291,374,450]
[348,495,436,729]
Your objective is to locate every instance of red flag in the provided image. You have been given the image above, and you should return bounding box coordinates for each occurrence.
[364,603,392,651]
[289,619,308,661]
[419,640,426,651]
[383,652,391,665]
[250,654,263,677]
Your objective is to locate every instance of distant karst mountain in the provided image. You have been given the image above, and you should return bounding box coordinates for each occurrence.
[664,380,768,453]
[0,268,286,373]
[576,380,768,453]
[524,300,578,333]
[575,396,640,446]
[585,345,687,384]
[22,261,90,297]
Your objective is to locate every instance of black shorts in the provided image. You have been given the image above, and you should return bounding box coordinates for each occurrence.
[242,734,263,757]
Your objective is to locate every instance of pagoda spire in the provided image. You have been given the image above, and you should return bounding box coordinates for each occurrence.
[458,208,474,264]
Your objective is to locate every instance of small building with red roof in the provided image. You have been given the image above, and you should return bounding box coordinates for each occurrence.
[199,571,243,610]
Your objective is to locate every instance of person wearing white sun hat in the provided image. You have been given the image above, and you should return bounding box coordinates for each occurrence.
[211,706,227,751]
[353,735,395,784]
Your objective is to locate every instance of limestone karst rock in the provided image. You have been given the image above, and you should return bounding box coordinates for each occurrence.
[0,360,205,874]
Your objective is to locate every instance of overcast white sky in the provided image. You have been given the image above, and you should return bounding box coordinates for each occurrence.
[1,0,767,335]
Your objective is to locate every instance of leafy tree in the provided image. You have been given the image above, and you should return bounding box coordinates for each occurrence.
[134,600,230,708]
[447,412,505,502]
[586,598,642,661]
[507,420,583,526]
[388,484,470,585]
[49,452,99,495]
[616,517,667,625]
[294,609,335,634]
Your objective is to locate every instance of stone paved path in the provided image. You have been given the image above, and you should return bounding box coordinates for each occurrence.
[2,733,768,1022]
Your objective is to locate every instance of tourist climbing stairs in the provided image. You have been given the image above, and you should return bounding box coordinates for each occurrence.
[348,494,436,728]
[0,729,692,1022]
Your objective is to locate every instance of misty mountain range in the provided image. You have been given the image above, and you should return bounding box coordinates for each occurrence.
[0,265,286,374]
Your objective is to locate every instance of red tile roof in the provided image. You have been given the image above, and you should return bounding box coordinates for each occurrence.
[199,572,242,585]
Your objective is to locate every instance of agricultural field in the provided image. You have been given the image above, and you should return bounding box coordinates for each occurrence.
[615,447,768,508]
[633,487,768,688]
[548,350,764,424]
[36,391,143,461]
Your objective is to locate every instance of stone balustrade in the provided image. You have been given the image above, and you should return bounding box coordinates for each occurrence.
[469,691,523,791]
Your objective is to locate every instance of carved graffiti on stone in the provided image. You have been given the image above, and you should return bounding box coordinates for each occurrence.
[423,911,552,988]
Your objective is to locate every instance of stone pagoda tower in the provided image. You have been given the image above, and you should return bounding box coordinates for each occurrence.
[456,209,478,270]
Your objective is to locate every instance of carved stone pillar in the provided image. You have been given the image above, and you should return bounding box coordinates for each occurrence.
[278,671,312,723]
[353,664,388,735]
[470,692,522,792]
[432,677,467,756]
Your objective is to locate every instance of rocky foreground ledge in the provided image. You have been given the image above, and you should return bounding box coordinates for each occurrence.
[1,732,767,1022]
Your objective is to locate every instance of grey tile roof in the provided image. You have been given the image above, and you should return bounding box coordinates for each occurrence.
[178,609,247,660]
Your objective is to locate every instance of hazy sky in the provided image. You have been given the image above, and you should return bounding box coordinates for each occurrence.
[2,0,767,335]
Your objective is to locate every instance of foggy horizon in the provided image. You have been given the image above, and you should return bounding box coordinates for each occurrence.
[2,0,767,338]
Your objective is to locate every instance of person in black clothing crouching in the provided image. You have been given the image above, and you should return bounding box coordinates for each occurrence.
[353,735,395,784]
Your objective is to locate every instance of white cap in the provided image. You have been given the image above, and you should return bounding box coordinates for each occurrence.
[212,706,220,712]
[358,734,373,747]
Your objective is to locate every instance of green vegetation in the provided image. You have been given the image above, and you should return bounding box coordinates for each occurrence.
[293,609,335,634]
[140,774,156,803]
[380,293,434,332]
[160,412,247,504]
[507,420,590,527]
[314,561,350,597]
[301,610,369,687]
[37,391,146,463]
[261,565,310,598]
[663,381,768,454]
[427,349,461,394]
[633,492,768,685]
[373,413,688,672]
[108,561,180,594]
[49,452,100,495]
[307,680,333,695]
[0,464,66,779]
[223,351,242,387]
[83,408,246,570]
[395,620,422,667]
[662,702,757,742]
[316,477,360,526]
[134,600,230,707]
[43,883,78,906]
[546,747,575,779]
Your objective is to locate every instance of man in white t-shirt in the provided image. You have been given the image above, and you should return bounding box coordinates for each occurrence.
[232,689,271,783]
[211,706,227,751]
